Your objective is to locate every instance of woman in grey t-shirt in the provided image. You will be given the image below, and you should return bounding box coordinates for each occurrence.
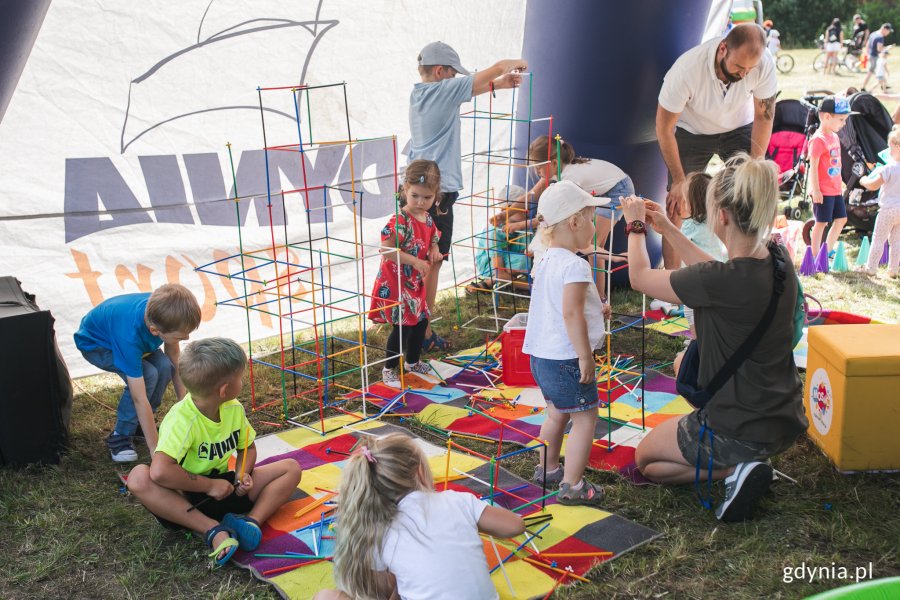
[620,154,807,523]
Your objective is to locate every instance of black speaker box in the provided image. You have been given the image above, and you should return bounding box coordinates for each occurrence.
[0,277,72,466]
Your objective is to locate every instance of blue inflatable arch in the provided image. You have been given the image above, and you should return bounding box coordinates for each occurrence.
[518,0,713,284]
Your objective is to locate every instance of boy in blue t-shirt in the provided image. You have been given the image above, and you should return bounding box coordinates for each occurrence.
[74,284,201,462]
[409,41,527,350]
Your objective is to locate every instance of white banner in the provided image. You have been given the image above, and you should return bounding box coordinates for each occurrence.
[0,0,527,377]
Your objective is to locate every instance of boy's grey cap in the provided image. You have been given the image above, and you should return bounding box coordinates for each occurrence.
[418,41,471,75]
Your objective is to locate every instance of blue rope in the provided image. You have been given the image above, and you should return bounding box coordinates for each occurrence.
[694,415,715,510]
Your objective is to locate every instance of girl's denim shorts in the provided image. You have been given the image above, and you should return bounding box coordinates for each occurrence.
[530,355,599,414]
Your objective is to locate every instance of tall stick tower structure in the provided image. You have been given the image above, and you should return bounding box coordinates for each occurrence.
[197,81,401,435]
[446,73,649,458]
[450,73,552,333]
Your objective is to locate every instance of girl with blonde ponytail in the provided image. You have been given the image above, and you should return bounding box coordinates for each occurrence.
[620,154,807,524]
[314,432,524,600]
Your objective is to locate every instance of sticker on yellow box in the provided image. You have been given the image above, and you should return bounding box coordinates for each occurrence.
[809,368,834,435]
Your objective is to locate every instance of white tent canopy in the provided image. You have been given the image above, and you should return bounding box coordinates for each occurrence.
[0,0,527,376]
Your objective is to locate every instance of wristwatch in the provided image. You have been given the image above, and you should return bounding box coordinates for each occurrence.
[626,220,647,235]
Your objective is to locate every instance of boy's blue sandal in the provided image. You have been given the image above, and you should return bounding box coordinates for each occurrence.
[205,524,239,567]
[221,513,262,551]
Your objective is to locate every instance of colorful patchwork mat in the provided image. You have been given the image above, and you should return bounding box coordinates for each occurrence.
[357,352,693,485]
[642,309,690,337]
[234,416,662,599]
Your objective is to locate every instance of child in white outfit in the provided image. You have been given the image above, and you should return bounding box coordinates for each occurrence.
[860,125,900,276]
[315,432,524,600]
[524,180,611,506]
[876,49,891,92]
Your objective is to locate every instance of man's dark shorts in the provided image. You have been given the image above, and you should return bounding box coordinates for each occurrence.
[671,123,754,184]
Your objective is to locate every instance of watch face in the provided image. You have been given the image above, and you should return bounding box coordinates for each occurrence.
[627,220,646,234]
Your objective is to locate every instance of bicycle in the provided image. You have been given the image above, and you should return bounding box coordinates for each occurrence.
[813,39,862,73]
[774,51,795,74]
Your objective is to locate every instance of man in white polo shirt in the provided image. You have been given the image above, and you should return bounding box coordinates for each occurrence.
[656,24,777,268]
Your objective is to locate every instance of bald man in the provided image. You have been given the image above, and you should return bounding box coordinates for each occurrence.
[656,24,777,268]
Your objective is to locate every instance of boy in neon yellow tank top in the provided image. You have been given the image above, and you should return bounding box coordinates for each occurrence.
[127,338,302,567]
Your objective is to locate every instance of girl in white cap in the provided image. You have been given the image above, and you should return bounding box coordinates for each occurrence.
[523,180,611,505]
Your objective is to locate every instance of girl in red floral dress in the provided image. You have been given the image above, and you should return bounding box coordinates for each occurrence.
[370,160,444,386]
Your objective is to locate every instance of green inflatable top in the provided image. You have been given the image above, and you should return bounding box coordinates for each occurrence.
[804,577,900,600]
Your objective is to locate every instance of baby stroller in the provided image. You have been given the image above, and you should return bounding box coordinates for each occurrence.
[839,91,892,236]
[767,96,816,219]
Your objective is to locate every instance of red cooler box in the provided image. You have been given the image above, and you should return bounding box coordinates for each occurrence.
[502,313,535,386]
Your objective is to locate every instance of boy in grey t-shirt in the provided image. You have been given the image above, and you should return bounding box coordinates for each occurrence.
[409,41,527,350]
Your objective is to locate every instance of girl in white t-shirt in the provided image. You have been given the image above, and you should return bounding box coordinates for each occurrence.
[859,125,900,276]
[494,135,633,300]
[314,432,524,600]
[523,180,611,506]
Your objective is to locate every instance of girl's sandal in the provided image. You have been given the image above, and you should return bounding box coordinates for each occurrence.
[557,480,604,507]
[205,523,239,567]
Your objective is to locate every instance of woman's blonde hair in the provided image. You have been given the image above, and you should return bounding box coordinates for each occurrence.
[332,432,433,600]
[706,153,779,248]
[888,124,900,147]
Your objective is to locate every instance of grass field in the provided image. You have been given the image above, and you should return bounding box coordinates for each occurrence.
[2,47,899,600]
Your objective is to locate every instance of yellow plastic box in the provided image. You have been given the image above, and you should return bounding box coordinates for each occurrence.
[804,324,900,472]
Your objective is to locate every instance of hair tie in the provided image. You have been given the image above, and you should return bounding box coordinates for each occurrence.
[359,445,377,463]
[418,174,425,183]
